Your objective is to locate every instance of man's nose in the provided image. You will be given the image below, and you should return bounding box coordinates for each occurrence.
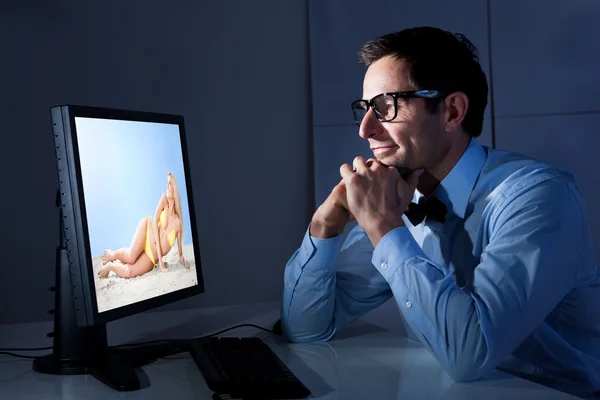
[358,109,384,139]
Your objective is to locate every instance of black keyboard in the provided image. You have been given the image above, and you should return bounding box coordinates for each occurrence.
[187,336,311,399]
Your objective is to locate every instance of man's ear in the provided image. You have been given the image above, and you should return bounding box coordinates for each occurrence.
[443,92,469,132]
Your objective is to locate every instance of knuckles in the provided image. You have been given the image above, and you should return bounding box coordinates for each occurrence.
[347,173,360,185]
[341,157,399,184]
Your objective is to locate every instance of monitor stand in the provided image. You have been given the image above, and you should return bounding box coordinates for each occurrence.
[32,190,185,391]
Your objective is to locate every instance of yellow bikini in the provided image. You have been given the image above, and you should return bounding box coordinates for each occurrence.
[144,209,177,266]
[161,209,177,247]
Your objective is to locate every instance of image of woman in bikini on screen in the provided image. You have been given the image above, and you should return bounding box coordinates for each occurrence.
[97,172,190,279]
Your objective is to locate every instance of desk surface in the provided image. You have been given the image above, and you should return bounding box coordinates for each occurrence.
[0,303,580,400]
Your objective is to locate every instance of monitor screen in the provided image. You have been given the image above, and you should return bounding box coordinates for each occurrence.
[72,115,199,314]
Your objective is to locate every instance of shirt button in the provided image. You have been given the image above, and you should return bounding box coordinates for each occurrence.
[405,300,412,308]
[380,262,388,271]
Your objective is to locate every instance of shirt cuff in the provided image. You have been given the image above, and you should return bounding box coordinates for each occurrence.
[371,226,427,280]
[296,223,344,271]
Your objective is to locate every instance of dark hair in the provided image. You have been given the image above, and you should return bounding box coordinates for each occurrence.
[358,26,488,137]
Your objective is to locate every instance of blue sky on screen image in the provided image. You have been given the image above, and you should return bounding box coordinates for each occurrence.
[74,117,194,257]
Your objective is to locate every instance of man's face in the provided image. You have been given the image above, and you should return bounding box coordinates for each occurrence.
[359,56,449,175]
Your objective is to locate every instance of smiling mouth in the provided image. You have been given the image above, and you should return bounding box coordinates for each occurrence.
[371,145,397,155]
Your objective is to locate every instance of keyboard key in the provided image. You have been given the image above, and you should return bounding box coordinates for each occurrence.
[187,337,311,399]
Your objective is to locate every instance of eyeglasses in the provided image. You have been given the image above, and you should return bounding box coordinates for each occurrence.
[350,90,445,127]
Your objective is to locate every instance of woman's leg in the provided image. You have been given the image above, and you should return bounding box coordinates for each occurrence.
[102,217,148,265]
[98,252,155,279]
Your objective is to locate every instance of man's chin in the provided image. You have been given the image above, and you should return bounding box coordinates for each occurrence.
[374,157,412,178]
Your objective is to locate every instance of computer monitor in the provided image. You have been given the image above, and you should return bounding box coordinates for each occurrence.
[33,104,205,391]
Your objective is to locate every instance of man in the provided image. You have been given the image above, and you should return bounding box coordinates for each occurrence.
[279,27,600,397]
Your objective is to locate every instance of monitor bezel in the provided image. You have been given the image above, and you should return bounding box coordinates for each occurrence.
[52,104,205,326]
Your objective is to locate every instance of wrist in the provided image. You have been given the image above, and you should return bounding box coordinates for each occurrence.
[310,218,344,239]
[365,216,405,247]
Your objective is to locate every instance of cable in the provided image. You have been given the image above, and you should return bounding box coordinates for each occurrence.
[0,352,38,359]
[0,323,274,359]
[0,346,52,351]
[201,323,274,337]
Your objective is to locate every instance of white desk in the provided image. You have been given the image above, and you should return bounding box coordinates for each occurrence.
[0,302,581,399]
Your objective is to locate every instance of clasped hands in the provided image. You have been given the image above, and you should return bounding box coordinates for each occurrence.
[311,156,423,247]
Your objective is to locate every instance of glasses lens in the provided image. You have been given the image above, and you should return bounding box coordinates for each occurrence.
[373,94,396,121]
[352,100,368,126]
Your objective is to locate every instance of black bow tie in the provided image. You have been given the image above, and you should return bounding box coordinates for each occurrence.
[404,196,447,226]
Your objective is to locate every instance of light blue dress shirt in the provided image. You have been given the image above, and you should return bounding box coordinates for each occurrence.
[281,138,600,398]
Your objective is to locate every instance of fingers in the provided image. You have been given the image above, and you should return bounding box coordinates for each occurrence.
[344,156,379,175]
[352,156,369,173]
[342,156,388,183]
[365,158,377,168]
[340,163,354,181]
[335,185,355,221]
[337,181,349,206]
[332,180,353,215]
[334,178,355,210]
[341,157,371,185]
[338,186,353,220]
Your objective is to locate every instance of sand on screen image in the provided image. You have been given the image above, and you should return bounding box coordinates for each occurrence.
[74,117,198,313]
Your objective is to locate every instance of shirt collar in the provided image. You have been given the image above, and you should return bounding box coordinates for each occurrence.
[414,137,487,219]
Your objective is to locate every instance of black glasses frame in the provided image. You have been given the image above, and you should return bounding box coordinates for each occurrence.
[350,90,446,127]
